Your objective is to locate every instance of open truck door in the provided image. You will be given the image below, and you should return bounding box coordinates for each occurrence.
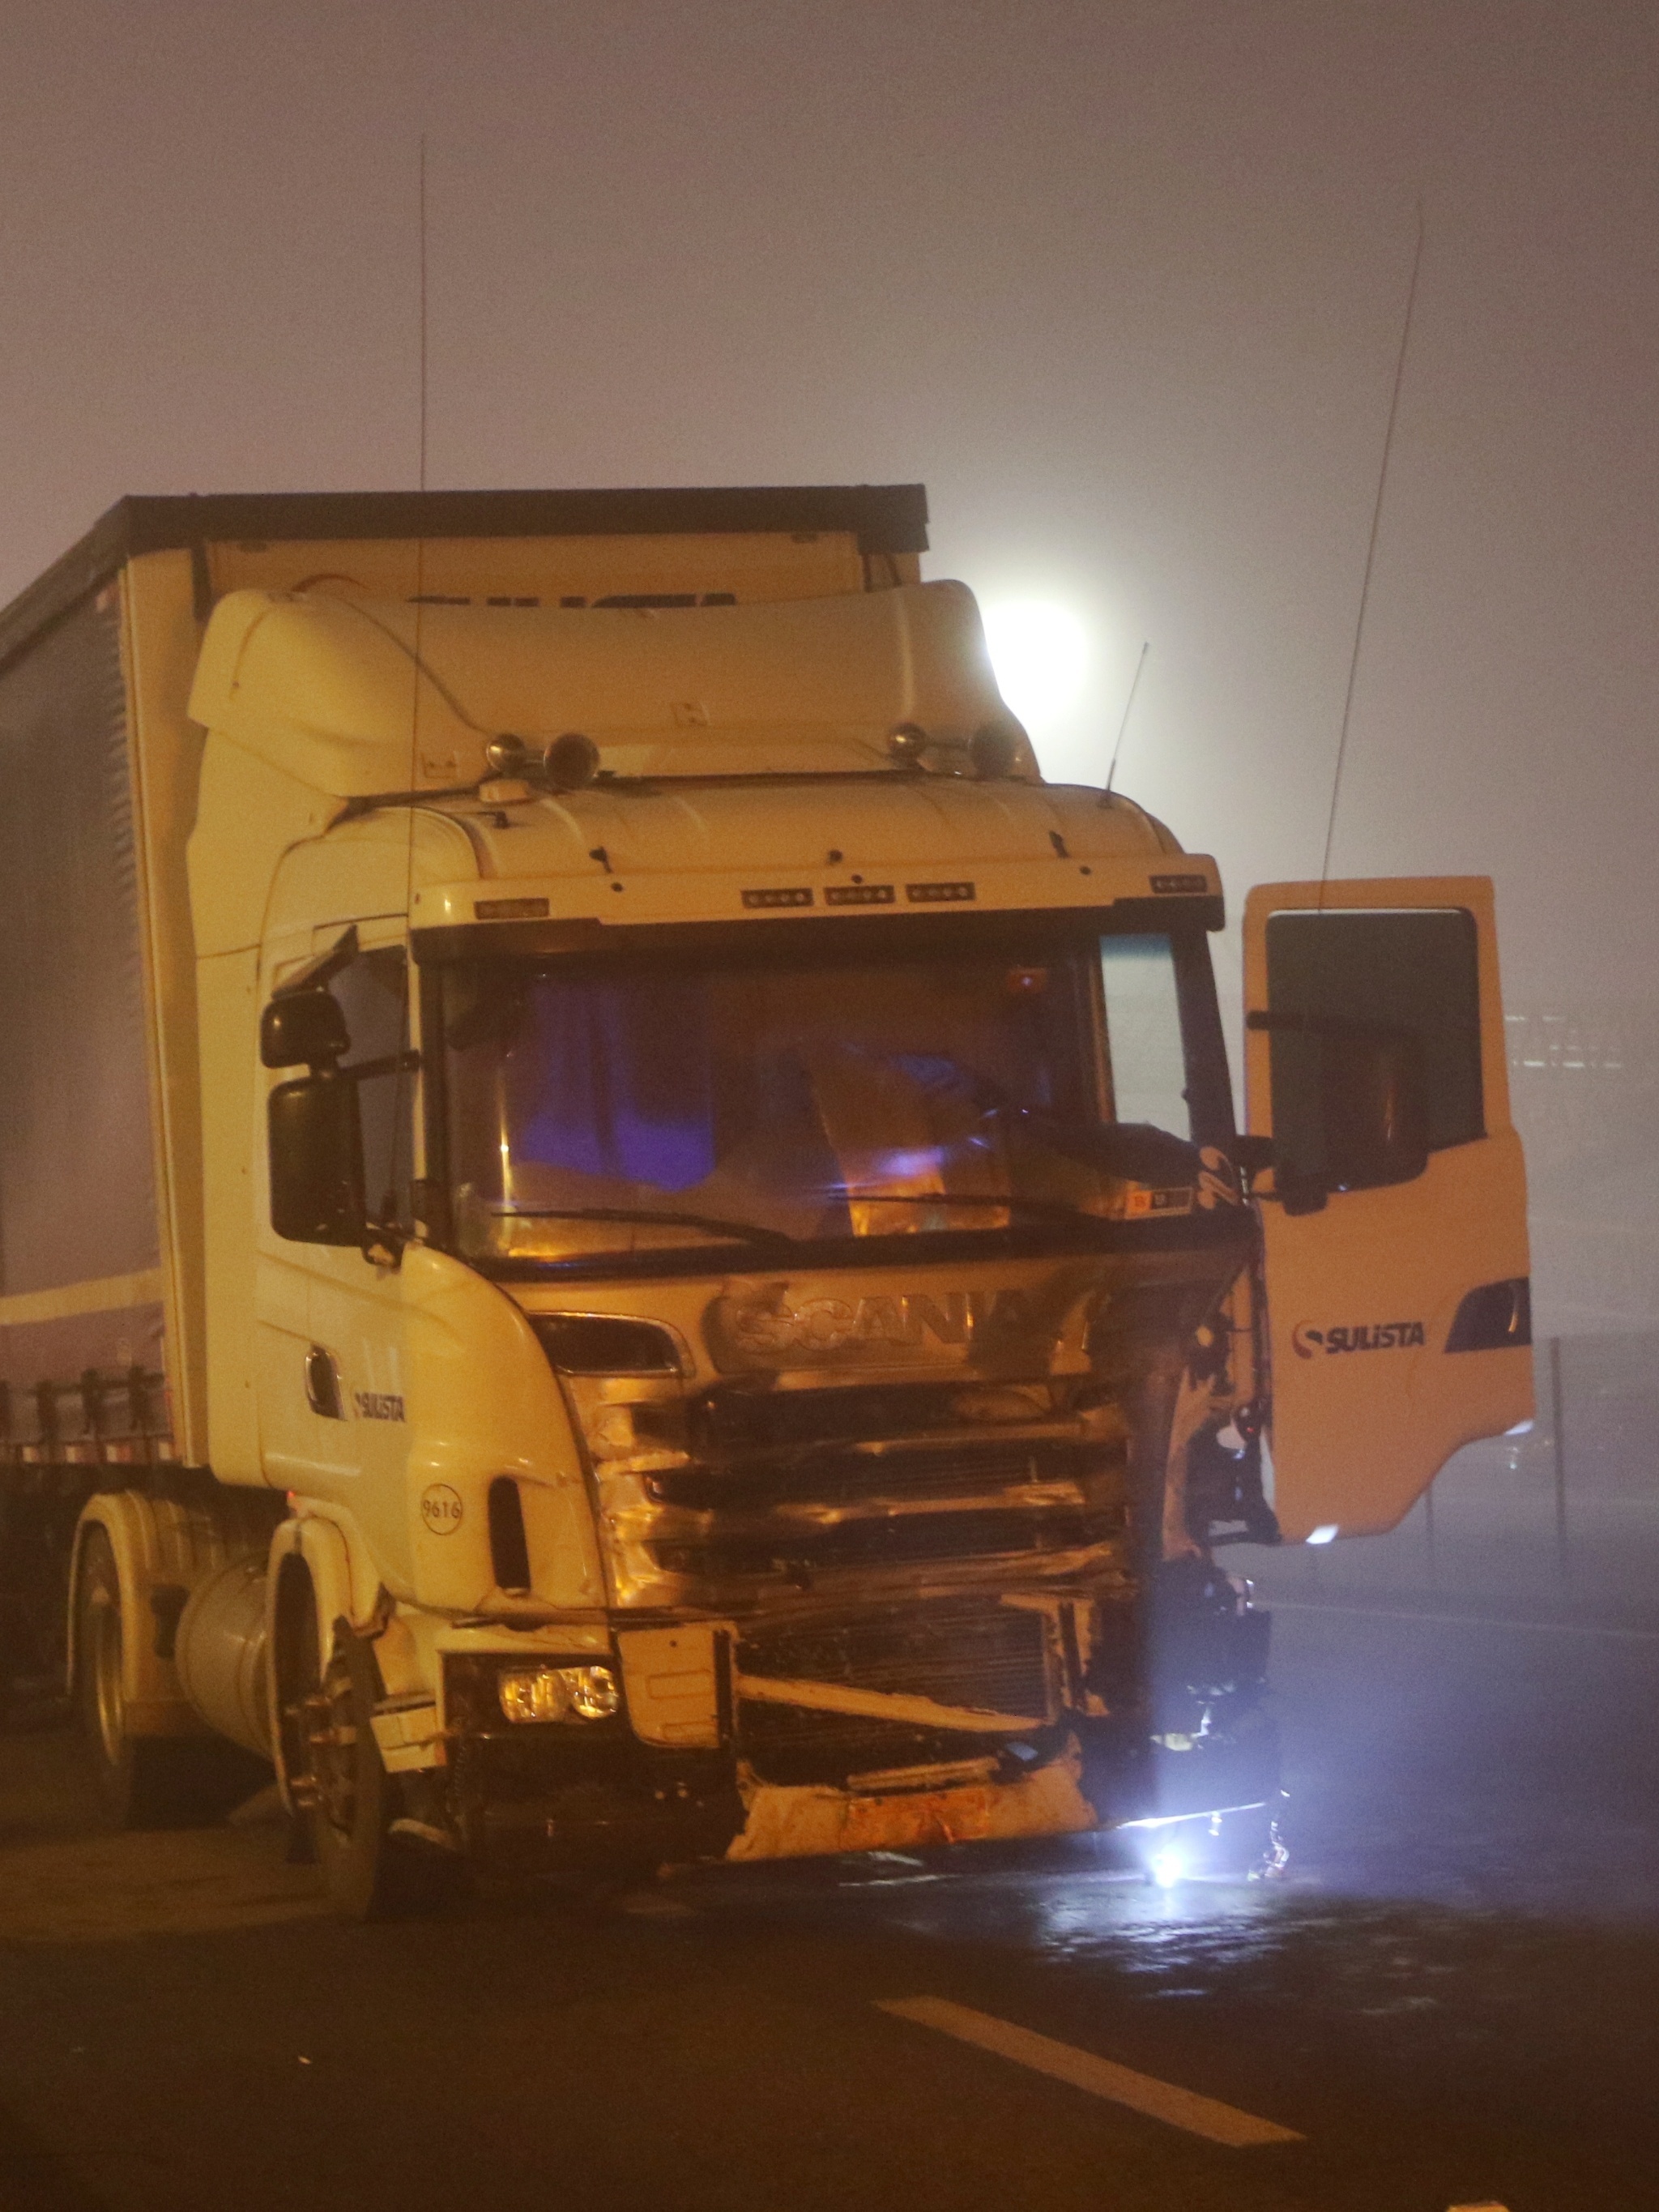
[1243,877,1532,1542]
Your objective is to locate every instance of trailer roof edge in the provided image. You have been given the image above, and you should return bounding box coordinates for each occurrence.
[0,484,932,677]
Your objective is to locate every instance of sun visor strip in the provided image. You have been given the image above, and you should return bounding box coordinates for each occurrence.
[271,923,360,998]
[410,895,1225,966]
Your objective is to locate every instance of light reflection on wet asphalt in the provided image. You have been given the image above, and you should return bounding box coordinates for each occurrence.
[2,1596,1655,2210]
[668,1596,1659,2153]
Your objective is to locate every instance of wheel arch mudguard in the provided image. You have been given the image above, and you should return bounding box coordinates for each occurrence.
[70,1490,271,1739]
[264,1509,386,1812]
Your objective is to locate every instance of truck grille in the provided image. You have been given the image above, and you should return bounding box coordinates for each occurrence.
[647,1436,1102,1513]
[694,1381,1029,1454]
[646,1390,1125,1582]
[574,1370,1128,1604]
[652,1503,1107,1579]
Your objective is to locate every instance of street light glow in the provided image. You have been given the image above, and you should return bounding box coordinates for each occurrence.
[982,600,1090,732]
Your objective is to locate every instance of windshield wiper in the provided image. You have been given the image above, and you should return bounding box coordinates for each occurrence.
[488,1206,800,1253]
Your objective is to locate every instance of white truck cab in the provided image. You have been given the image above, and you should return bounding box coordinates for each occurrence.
[0,489,1529,1912]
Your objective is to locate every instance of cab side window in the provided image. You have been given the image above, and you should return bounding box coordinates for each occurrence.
[330,947,414,1228]
[1265,907,1483,1183]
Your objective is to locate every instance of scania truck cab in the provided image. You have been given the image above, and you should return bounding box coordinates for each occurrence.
[0,488,1532,1915]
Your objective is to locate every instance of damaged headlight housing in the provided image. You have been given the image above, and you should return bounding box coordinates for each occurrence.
[497,1663,622,1725]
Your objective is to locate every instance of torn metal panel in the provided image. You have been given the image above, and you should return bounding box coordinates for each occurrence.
[617,1621,725,1748]
[727,1736,1098,1860]
[735,1670,1046,1734]
[370,1696,446,1773]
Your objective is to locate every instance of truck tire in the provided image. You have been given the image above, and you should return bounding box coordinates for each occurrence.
[275,1563,454,1921]
[74,1528,258,1829]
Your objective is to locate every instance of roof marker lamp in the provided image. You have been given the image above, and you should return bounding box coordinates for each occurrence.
[485,735,529,777]
[481,730,601,792]
[542,730,600,790]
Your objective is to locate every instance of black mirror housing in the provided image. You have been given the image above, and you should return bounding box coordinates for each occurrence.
[268,1074,365,1244]
[1250,1010,1431,1203]
[1228,1134,1276,1178]
[262,990,350,1070]
[1320,1029,1430,1192]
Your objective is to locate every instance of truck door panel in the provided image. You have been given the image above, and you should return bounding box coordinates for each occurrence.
[253,932,331,1490]
[254,909,418,1583]
[252,1248,347,1488]
[300,934,419,1586]
[1243,877,1532,1540]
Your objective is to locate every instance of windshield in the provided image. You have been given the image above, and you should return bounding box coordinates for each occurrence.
[437,926,1231,1269]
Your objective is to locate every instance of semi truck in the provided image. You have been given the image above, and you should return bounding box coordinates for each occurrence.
[0,485,1533,1915]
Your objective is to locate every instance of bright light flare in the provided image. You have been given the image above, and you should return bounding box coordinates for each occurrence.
[1149,1845,1185,1890]
[981,600,1090,732]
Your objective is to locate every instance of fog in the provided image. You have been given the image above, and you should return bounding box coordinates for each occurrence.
[2,0,1653,1326]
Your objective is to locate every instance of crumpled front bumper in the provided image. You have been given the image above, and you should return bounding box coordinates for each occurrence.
[440,1589,1277,1873]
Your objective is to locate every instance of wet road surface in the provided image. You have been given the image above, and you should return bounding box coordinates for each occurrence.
[0,1599,1653,2212]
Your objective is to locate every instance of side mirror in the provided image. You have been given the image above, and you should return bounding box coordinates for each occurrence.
[268,1074,365,1245]
[262,990,349,1070]
[1319,1028,1429,1193]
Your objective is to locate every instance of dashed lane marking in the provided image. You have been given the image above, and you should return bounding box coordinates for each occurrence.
[876,1996,1303,2148]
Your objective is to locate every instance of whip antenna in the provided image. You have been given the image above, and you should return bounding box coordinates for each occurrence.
[417,135,429,498]
[1318,203,1425,900]
[1104,639,1150,797]
[388,135,429,1240]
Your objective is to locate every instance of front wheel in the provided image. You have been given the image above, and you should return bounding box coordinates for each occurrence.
[275,1564,456,1920]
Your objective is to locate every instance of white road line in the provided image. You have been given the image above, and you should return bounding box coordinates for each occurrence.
[1269,1599,1659,1645]
[876,1996,1303,2149]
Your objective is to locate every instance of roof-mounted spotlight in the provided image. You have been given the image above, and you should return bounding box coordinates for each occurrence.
[970,719,1024,780]
[541,730,601,792]
[484,734,529,777]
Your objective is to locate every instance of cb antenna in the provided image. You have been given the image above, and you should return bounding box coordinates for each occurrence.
[1103,639,1150,798]
[1318,203,1426,901]
[389,135,429,1239]
[417,133,429,497]
[407,130,430,787]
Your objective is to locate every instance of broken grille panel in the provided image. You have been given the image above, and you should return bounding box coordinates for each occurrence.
[652,1503,1111,1578]
[737,1702,1006,1785]
[738,1599,1052,1715]
[574,1367,1129,1603]
[646,1435,1112,1513]
[735,1601,1055,1786]
[647,1393,1125,1578]
[692,1381,1047,1454]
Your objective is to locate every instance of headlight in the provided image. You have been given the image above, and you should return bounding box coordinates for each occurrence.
[1149,1844,1185,1890]
[497,1663,622,1724]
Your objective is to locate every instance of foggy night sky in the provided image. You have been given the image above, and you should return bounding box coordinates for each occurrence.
[1,0,1655,1040]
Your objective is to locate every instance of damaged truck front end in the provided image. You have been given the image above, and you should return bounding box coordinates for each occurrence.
[413,907,1279,1877]
[441,1248,1277,1874]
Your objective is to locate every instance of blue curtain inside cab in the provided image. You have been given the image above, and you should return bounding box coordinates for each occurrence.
[512,974,717,1191]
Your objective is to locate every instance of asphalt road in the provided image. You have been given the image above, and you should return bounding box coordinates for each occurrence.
[0,1601,1653,2212]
